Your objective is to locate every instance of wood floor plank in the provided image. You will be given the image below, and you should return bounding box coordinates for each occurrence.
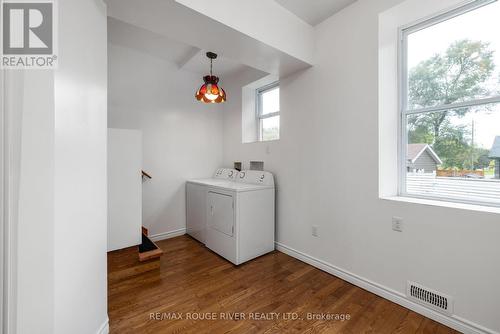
[108,236,457,334]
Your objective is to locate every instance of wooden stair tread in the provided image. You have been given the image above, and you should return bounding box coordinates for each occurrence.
[138,232,163,262]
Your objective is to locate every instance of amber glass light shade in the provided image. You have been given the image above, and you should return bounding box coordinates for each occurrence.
[195,75,226,104]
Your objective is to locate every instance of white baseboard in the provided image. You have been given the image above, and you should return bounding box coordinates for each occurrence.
[150,228,186,242]
[96,317,109,334]
[275,242,497,334]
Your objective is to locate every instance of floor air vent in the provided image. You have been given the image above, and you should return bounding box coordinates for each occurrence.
[407,281,453,315]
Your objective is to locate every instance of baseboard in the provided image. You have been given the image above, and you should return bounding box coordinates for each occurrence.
[275,242,497,334]
[150,228,186,242]
[96,317,109,334]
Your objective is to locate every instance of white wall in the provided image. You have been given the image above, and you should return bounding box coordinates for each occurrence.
[16,71,55,334]
[2,69,55,334]
[1,70,24,334]
[108,129,142,251]
[11,1,109,334]
[108,43,224,238]
[222,0,500,332]
[53,0,108,333]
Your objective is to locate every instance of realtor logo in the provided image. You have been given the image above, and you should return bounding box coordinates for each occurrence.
[1,0,57,69]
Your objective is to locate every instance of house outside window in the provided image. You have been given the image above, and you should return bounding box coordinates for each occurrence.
[400,0,500,206]
[256,82,280,141]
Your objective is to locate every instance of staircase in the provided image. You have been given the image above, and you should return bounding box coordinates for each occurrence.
[138,226,163,262]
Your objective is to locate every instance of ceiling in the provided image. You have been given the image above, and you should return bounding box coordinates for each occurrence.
[108,17,254,77]
[182,51,249,78]
[274,0,357,26]
[108,17,195,65]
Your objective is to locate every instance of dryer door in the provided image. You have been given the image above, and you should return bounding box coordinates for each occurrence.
[208,191,234,237]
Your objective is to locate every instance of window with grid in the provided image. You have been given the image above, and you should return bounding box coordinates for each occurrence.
[400,0,500,206]
[256,82,280,141]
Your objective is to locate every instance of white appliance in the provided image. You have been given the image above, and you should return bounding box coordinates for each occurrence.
[186,168,275,265]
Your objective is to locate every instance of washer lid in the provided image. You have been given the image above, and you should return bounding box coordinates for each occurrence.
[187,178,234,187]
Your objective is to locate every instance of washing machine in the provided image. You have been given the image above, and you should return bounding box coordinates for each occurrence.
[186,169,275,265]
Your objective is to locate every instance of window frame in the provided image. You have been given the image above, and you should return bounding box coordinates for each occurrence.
[398,0,500,207]
[256,81,280,142]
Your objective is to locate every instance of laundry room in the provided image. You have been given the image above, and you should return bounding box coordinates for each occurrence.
[107,36,282,253]
[107,16,228,247]
[4,0,500,333]
[105,13,286,329]
[9,0,494,334]
[106,0,500,333]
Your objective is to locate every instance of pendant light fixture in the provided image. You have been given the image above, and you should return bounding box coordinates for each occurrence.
[195,52,226,104]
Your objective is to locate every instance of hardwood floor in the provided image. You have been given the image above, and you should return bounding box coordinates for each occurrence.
[108,236,457,334]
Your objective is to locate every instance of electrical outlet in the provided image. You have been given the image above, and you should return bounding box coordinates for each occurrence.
[312,225,319,237]
[392,217,403,232]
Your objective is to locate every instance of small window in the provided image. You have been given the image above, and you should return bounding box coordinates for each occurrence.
[256,82,280,141]
[400,0,500,206]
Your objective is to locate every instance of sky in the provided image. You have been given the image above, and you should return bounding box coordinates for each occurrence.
[407,0,500,149]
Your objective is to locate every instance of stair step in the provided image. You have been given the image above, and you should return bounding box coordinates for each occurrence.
[138,233,163,262]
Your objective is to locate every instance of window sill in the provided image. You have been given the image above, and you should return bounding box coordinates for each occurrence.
[380,195,500,214]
